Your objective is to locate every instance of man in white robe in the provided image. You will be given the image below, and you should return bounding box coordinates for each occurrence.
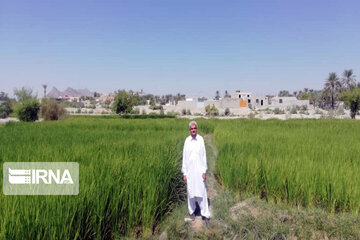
[182,121,210,223]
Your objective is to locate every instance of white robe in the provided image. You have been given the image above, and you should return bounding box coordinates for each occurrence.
[181,134,207,198]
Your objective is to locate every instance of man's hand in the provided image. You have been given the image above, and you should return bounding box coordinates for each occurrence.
[183,175,187,184]
[202,173,206,182]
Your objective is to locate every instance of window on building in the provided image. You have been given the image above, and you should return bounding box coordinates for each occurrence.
[248,99,251,103]
[256,99,259,103]
[279,99,283,103]
[247,95,250,97]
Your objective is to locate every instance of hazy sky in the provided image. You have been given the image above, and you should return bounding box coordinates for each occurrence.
[1,0,360,98]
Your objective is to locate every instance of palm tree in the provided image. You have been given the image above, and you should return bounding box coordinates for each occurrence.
[324,72,342,109]
[42,84,48,98]
[342,69,356,90]
[215,90,220,100]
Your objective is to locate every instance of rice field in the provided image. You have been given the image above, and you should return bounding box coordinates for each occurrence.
[1,117,360,239]
[0,117,191,239]
[215,119,360,213]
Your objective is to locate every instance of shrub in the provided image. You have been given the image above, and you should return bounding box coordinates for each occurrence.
[15,99,40,122]
[211,105,219,116]
[0,101,12,118]
[149,105,163,110]
[205,105,219,117]
[41,99,67,121]
[224,108,230,116]
[248,112,256,119]
[274,108,285,114]
[166,111,178,117]
[339,88,360,119]
[186,109,191,115]
[120,114,175,119]
[130,107,140,114]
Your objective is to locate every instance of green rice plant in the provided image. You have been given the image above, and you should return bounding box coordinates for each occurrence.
[0,117,191,239]
[215,119,360,213]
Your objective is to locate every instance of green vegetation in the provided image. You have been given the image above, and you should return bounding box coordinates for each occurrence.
[215,119,360,213]
[113,89,138,114]
[340,87,360,119]
[14,98,40,122]
[0,92,13,118]
[13,87,40,122]
[2,117,360,239]
[0,101,12,119]
[205,104,219,117]
[41,98,67,120]
[0,117,190,239]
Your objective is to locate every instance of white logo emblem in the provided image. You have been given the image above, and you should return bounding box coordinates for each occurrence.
[9,168,74,184]
[3,162,79,195]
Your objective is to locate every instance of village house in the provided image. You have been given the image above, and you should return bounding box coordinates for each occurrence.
[162,90,311,115]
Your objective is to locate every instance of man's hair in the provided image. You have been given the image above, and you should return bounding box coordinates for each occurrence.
[189,121,197,129]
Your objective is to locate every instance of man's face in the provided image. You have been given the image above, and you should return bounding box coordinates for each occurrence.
[190,124,197,138]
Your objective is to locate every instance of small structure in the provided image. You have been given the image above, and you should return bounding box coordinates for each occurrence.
[231,91,252,99]
[269,96,310,109]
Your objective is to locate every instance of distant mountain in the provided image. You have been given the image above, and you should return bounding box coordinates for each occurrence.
[77,88,93,97]
[47,87,62,98]
[47,87,94,98]
[63,87,79,97]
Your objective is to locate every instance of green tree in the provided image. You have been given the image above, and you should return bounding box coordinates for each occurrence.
[0,92,12,118]
[211,105,219,116]
[278,90,292,97]
[113,90,138,114]
[0,92,9,101]
[14,87,35,102]
[205,105,211,115]
[205,104,219,116]
[342,69,357,90]
[299,92,309,100]
[13,87,40,121]
[324,72,342,109]
[339,88,360,119]
[308,90,323,107]
[15,99,40,122]
[0,101,12,118]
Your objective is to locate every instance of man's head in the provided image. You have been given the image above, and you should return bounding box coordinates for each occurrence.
[189,121,197,138]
